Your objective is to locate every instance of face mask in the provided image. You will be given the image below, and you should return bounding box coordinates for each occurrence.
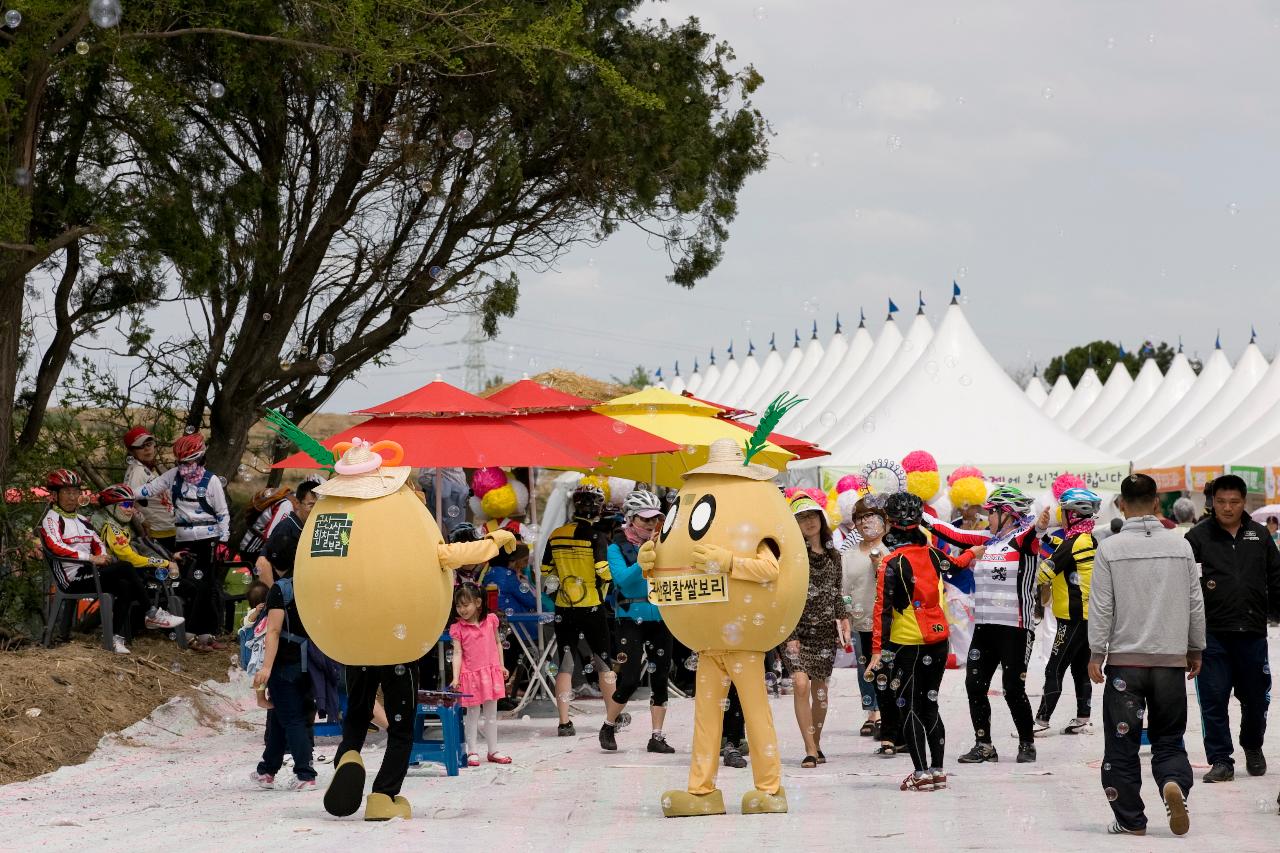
[855,517,885,540]
[178,461,203,483]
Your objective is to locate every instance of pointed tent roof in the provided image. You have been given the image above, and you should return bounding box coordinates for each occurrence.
[743,332,807,411]
[698,356,722,399]
[703,352,740,403]
[800,303,1126,470]
[668,374,687,396]
[794,323,875,432]
[354,377,512,417]
[788,328,849,423]
[720,352,762,407]
[820,315,904,427]
[1083,358,1163,447]
[743,346,785,410]
[1069,360,1133,440]
[1142,343,1269,466]
[1187,346,1280,465]
[1053,367,1102,430]
[1024,374,1049,407]
[1102,352,1198,453]
[1041,374,1075,418]
[684,362,704,395]
[1118,347,1232,459]
[817,311,935,447]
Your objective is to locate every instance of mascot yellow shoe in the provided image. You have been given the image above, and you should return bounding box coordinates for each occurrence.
[640,396,809,818]
[364,793,412,821]
[661,788,726,818]
[323,751,366,817]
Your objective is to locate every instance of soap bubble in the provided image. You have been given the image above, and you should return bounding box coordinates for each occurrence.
[333,598,342,609]
[1227,202,1240,216]
[753,4,766,20]
[582,663,594,674]
[752,613,765,626]
[721,622,744,646]
[209,82,225,99]
[646,662,657,674]
[1042,87,1054,100]
[612,421,627,434]
[719,698,731,711]
[969,649,980,660]
[262,312,271,321]
[76,40,90,55]
[955,265,968,279]
[1115,722,1130,735]
[5,9,21,27]
[861,418,876,434]
[451,129,474,150]
[1206,579,1216,590]
[13,167,30,186]
[819,411,837,428]
[89,0,122,28]
[1112,677,1126,691]
[806,151,822,169]
[192,570,203,581]
[685,654,699,671]
[545,663,558,677]
[927,690,938,702]
[922,656,932,665]
[875,674,888,688]
[896,697,906,707]
[613,7,628,22]
[392,624,407,640]
[1068,572,1080,584]
[959,375,972,387]
[886,134,902,151]
[1105,787,1119,802]
[616,652,629,664]
[394,664,406,676]
[318,353,336,373]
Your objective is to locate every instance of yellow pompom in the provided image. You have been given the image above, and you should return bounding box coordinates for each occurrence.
[948,476,987,510]
[481,484,519,519]
[906,470,941,502]
[579,474,611,504]
[826,486,842,525]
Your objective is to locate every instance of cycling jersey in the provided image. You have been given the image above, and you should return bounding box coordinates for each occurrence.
[92,512,168,571]
[928,517,1043,629]
[1038,532,1095,621]
[542,519,611,608]
[136,467,230,543]
[40,506,105,586]
[874,542,975,652]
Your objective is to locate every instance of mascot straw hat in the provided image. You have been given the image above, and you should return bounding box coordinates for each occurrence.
[313,438,410,499]
[684,437,778,481]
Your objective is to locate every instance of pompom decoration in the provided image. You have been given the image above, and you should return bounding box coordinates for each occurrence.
[836,489,859,522]
[579,474,611,503]
[836,474,867,494]
[1051,473,1087,501]
[784,487,802,500]
[902,450,938,475]
[906,470,942,503]
[608,478,636,508]
[471,466,508,498]
[948,476,988,510]
[947,465,984,486]
[805,487,828,508]
[480,483,519,519]
[510,481,530,514]
[468,494,485,520]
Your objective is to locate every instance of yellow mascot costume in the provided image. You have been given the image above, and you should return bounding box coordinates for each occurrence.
[287,437,514,821]
[639,423,808,817]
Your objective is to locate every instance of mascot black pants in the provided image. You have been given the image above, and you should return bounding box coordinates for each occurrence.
[337,663,418,797]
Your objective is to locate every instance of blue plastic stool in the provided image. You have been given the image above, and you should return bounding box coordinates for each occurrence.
[409,700,466,776]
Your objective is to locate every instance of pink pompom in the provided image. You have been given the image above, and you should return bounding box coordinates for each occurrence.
[805,487,828,508]
[471,466,508,498]
[784,487,801,499]
[1051,473,1086,500]
[836,474,866,493]
[902,450,938,474]
[947,465,984,486]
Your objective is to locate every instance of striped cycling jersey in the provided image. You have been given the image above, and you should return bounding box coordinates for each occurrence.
[40,506,105,586]
[1037,532,1094,621]
[928,517,1044,629]
[873,542,975,652]
[542,519,612,608]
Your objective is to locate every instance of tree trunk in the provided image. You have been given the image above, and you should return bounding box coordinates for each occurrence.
[0,267,26,488]
[205,392,260,479]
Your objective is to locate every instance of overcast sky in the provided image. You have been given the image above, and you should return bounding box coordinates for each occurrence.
[41,0,1280,412]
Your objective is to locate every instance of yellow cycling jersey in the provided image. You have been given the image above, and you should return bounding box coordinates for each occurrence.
[542,519,611,608]
[1037,532,1093,621]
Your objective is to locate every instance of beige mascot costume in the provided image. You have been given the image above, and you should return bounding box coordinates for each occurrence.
[286,436,514,821]
[638,398,808,817]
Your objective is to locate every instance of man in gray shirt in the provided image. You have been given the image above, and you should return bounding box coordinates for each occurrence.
[1089,474,1206,837]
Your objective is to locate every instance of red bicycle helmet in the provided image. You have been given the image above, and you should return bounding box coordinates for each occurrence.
[173,433,207,462]
[98,483,136,506]
[46,469,82,489]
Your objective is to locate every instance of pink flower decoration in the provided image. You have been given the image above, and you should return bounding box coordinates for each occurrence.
[947,465,984,486]
[902,450,938,474]
[1051,473,1087,500]
[836,474,866,493]
[471,466,509,497]
[805,487,828,508]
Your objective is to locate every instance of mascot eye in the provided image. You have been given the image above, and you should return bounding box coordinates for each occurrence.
[688,495,716,541]
[660,500,680,542]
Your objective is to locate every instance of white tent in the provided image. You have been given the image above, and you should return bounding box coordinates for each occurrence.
[719,347,762,407]
[1103,352,1198,454]
[701,346,740,403]
[1070,361,1134,440]
[787,322,848,424]
[1083,358,1163,448]
[740,339,784,409]
[811,311,904,431]
[1227,425,1280,468]
[1024,372,1048,407]
[1041,374,1075,418]
[1187,350,1280,465]
[1141,342,1269,467]
[668,371,687,396]
[1053,367,1102,431]
[800,302,1128,476]
[743,330,815,412]
[794,319,875,433]
[697,352,722,399]
[1118,346,1231,461]
[815,309,934,447]
[684,362,704,395]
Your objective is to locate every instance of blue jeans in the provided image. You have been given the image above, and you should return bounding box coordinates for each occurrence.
[1196,632,1271,767]
[1102,665,1192,831]
[258,661,316,781]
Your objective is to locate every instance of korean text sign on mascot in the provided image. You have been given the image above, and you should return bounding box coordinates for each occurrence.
[638,397,808,818]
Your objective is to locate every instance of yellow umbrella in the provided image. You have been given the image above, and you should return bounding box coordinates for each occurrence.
[588,388,795,488]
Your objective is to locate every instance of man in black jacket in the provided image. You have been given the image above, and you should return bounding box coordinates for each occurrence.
[1185,475,1280,783]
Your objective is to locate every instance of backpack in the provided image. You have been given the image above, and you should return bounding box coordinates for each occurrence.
[171,469,219,529]
[241,577,310,675]
[239,489,292,554]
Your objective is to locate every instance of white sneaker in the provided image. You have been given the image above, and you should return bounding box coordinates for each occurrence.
[575,683,603,699]
[249,771,275,789]
[1063,718,1093,735]
[145,608,185,630]
[112,635,131,655]
[284,777,317,792]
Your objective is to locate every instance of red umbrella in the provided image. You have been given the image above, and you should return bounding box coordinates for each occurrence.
[681,391,829,461]
[355,377,511,418]
[274,416,600,470]
[488,380,681,458]
[485,379,597,412]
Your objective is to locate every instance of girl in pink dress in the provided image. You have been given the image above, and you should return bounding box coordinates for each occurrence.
[450,583,511,765]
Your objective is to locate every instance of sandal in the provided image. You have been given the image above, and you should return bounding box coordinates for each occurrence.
[859,721,875,737]
[816,750,827,765]
[186,638,212,653]
[801,755,818,768]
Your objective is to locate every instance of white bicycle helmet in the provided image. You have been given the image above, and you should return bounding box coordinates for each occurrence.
[623,489,663,519]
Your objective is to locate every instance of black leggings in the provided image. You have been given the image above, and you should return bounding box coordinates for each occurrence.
[1037,617,1092,722]
[177,538,220,636]
[895,642,948,772]
[966,623,1035,743]
[870,641,901,744]
[64,563,149,640]
[337,663,418,797]
[611,619,673,706]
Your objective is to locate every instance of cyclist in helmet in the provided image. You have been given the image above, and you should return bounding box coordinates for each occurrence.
[599,490,677,754]
[1033,487,1101,736]
[134,432,230,649]
[91,484,186,634]
[40,472,180,654]
[927,484,1052,765]
[542,482,613,736]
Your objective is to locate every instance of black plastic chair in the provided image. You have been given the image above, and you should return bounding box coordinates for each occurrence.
[40,548,115,652]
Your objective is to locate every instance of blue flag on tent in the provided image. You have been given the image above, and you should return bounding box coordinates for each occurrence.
[654,367,663,381]
[709,348,716,364]
[727,341,734,358]
[888,298,900,315]
[1118,343,1127,358]
[794,329,801,347]
[1215,331,1221,349]
[674,360,680,376]
[1252,325,1258,344]
[953,281,962,298]
[835,313,843,334]
[748,340,755,356]
[693,358,700,372]
[811,320,819,339]
[769,333,776,351]
[859,307,866,327]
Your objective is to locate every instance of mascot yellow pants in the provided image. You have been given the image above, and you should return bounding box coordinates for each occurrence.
[688,649,781,795]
